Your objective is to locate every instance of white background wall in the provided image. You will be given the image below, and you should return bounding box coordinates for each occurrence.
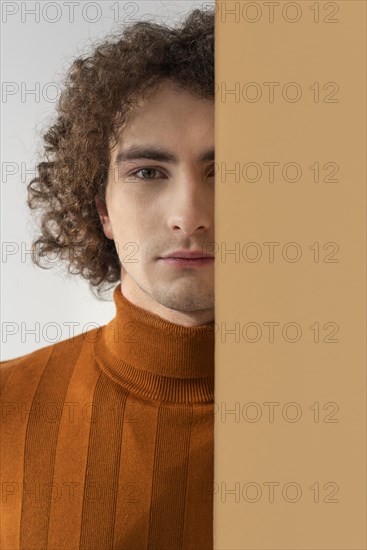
[1,0,211,360]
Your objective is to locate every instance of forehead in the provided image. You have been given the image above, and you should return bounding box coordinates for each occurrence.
[129,80,213,115]
[116,82,214,148]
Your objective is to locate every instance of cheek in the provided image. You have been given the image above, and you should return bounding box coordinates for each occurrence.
[108,189,162,238]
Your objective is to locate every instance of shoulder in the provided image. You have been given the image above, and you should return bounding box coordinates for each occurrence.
[0,327,101,396]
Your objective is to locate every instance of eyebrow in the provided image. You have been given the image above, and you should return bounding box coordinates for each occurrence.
[114,145,214,165]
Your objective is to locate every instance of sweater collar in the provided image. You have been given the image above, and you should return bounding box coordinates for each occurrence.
[94,283,214,404]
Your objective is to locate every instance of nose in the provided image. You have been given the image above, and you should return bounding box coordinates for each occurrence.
[166,169,214,236]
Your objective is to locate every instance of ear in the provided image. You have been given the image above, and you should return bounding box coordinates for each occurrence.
[95,195,114,240]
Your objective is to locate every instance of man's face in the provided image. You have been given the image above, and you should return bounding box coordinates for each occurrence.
[96,81,214,314]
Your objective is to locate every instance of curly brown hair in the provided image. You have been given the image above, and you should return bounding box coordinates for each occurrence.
[27,7,214,298]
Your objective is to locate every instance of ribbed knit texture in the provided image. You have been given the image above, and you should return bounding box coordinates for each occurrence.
[0,283,215,549]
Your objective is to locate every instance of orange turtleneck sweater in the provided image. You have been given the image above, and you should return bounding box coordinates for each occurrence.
[0,283,215,549]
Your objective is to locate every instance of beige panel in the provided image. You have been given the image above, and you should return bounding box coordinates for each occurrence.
[215,1,366,548]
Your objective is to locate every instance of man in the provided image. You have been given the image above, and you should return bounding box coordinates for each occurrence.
[1,8,215,549]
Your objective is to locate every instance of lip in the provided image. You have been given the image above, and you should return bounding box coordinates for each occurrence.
[160,250,214,259]
[158,257,214,268]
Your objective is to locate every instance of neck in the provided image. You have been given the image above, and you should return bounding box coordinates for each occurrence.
[93,282,215,404]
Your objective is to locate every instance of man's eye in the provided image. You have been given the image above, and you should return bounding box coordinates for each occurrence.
[129,168,163,180]
[205,164,215,179]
